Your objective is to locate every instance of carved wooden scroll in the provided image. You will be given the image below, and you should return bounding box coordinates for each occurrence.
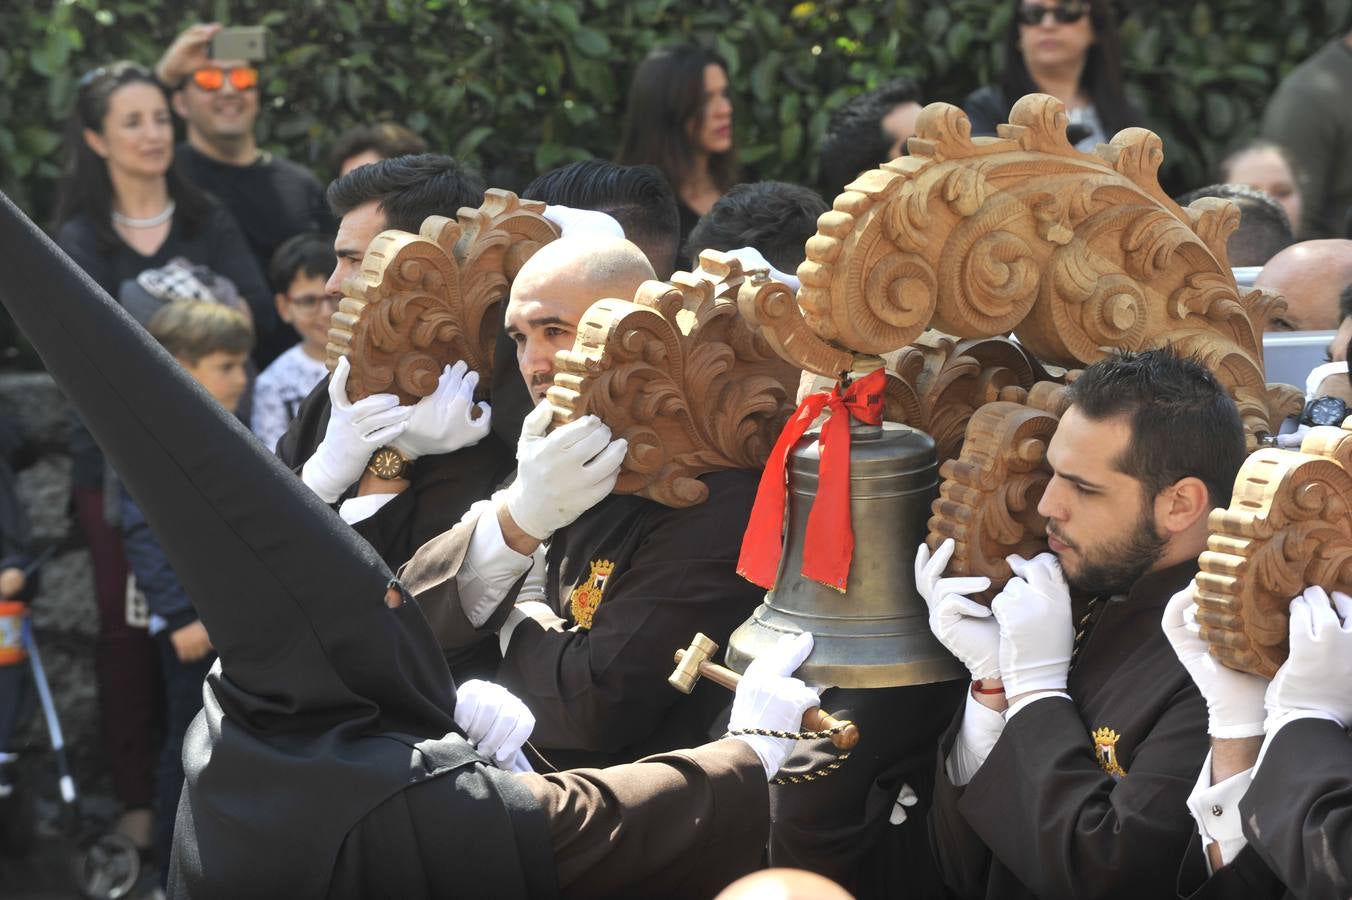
[1196,423,1352,677]
[327,189,559,404]
[548,251,803,508]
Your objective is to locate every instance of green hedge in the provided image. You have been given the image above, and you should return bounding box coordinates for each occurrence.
[2,0,1350,367]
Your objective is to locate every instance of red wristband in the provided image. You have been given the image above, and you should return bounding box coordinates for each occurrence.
[972,680,1006,695]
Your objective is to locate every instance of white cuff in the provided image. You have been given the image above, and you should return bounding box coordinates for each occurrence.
[1005,691,1072,720]
[1186,750,1253,871]
[946,691,1008,785]
[457,501,534,628]
[498,600,566,656]
[1256,710,1344,771]
[338,492,399,524]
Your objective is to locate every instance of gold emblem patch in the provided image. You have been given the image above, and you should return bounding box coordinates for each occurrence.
[569,559,615,630]
[1092,726,1126,778]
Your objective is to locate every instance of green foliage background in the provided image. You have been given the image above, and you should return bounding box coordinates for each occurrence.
[1,0,1350,365]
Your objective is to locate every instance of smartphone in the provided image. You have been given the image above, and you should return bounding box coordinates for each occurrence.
[210,26,269,62]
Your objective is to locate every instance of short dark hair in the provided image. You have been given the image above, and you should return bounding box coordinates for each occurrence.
[1067,348,1245,509]
[326,122,429,175]
[1174,183,1294,268]
[267,233,335,294]
[819,78,922,197]
[684,181,828,273]
[1339,282,1352,323]
[522,159,681,278]
[326,153,485,233]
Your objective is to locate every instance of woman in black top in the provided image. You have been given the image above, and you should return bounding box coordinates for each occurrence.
[963,0,1138,151]
[616,44,738,244]
[50,62,268,858]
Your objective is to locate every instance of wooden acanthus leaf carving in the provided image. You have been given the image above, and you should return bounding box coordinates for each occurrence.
[797,93,1292,443]
[1196,424,1352,677]
[925,386,1070,594]
[327,189,559,404]
[548,253,802,508]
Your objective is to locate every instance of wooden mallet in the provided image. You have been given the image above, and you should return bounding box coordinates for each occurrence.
[669,633,860,750]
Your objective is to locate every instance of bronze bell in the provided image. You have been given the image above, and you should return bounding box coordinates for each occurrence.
[725,421,966,688]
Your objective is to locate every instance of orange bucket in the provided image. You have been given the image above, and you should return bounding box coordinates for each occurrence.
[0,601,27,665]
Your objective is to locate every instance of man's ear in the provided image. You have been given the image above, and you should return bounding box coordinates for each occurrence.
[82,128,108,159]
[171,90,189,120]
[274,292,292,324]
[1157,475,1212,536]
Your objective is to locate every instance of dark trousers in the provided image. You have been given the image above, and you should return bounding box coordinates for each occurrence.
[768,680,966,899]
[153,632,212,878]
[74,486,156,810]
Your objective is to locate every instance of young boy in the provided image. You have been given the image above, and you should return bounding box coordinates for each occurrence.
[251,233,336,452]
[126,300,252,879]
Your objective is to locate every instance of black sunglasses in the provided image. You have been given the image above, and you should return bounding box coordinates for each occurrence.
[1017,1,1089,26]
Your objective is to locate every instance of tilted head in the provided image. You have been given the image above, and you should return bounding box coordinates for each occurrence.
[1219,139,1304,235]
[685,181,828,273]
[172,55,261,153]
[505,236,654,403]
[324,153,485,299]
[268,232,337,359]
[1175,182,1294,268]
[523,159,681,278]
[819,77,924,198]
[1038,349,1245,595]
[1256,239,1352,332]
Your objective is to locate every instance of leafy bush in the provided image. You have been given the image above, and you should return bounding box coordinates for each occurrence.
[2,0,1350,367]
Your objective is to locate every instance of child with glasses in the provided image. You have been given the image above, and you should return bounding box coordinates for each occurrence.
[251,233,337,452]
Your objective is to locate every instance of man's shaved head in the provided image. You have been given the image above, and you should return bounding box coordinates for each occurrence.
[506,236,656,403]
[1257,239,1352,332]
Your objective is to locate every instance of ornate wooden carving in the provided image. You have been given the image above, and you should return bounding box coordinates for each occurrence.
[1196,424,1352,677]
[327,190,559,404]
[547,251,802,508]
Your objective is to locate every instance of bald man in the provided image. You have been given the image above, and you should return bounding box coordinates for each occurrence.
[403,236,768,769]
[1258,239,1352,332]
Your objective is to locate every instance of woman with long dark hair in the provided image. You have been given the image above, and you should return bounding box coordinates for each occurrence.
[51,61,267,862]
[964,0,1139,151]
[616,44,738,243]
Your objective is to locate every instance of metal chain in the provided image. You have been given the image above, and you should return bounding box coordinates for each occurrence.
[728,722,853,785]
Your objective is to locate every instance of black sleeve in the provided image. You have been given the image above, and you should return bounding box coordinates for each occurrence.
[1176,831,1286,899]
[55,217,114,295]
[928,704,996,900]
[205,204,276,342]
[1240,716,1352,898]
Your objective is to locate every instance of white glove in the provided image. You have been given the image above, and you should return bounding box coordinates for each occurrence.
[453,679,536,767]
[301,356,413,503]
[1265,587,1352,730]
[542,205,625,239]
[503,402,628,541]
[889,782,918,825]
[916,539,998,679]
[729,632,821,780]
[1161,585,1267,738]
[389,361,491,460]
[991,553,1073,699]
[719,246,802,292]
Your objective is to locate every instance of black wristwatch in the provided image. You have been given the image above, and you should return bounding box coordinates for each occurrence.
[1298,396,1350,428]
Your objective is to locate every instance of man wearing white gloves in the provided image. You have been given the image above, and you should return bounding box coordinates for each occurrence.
[1168,585,1352,898]
[920,349,1248,900]
[401,233,767,770]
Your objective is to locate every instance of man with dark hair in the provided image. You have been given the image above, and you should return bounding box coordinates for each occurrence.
[522,159,681,278]
[819,78,924,198]
[684,181,828,273]
[276,154,502,580]
[1174,183,1295,268]
[155,23,335,364]
[327,121,430,177]
[922,348,1246,899]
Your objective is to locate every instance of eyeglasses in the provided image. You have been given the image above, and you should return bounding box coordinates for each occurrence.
[190,66,259,92]
[287,294,339,313]
[1016,1,1089,26]
[1299,395,1350,427]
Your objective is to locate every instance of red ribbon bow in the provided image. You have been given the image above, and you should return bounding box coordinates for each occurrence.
[737,368,887,593]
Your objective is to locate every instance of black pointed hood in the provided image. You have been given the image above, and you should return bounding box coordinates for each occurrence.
[0,191,456,739]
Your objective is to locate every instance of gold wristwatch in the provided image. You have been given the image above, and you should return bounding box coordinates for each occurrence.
[367,447,412,480]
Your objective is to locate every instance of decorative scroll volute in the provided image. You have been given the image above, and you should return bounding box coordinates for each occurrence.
[548,252,801,508]
[327,190,558,404]
[1196,425,1352,677]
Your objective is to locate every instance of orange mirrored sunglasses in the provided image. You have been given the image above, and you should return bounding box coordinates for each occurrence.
[190,66,259,92]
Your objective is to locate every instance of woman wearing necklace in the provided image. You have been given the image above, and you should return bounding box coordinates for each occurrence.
[963,0,1139,153]
[50,61,269,865]
[616,44,738,246]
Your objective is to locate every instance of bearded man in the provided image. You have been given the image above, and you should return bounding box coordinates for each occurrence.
[918,348,1247,899]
